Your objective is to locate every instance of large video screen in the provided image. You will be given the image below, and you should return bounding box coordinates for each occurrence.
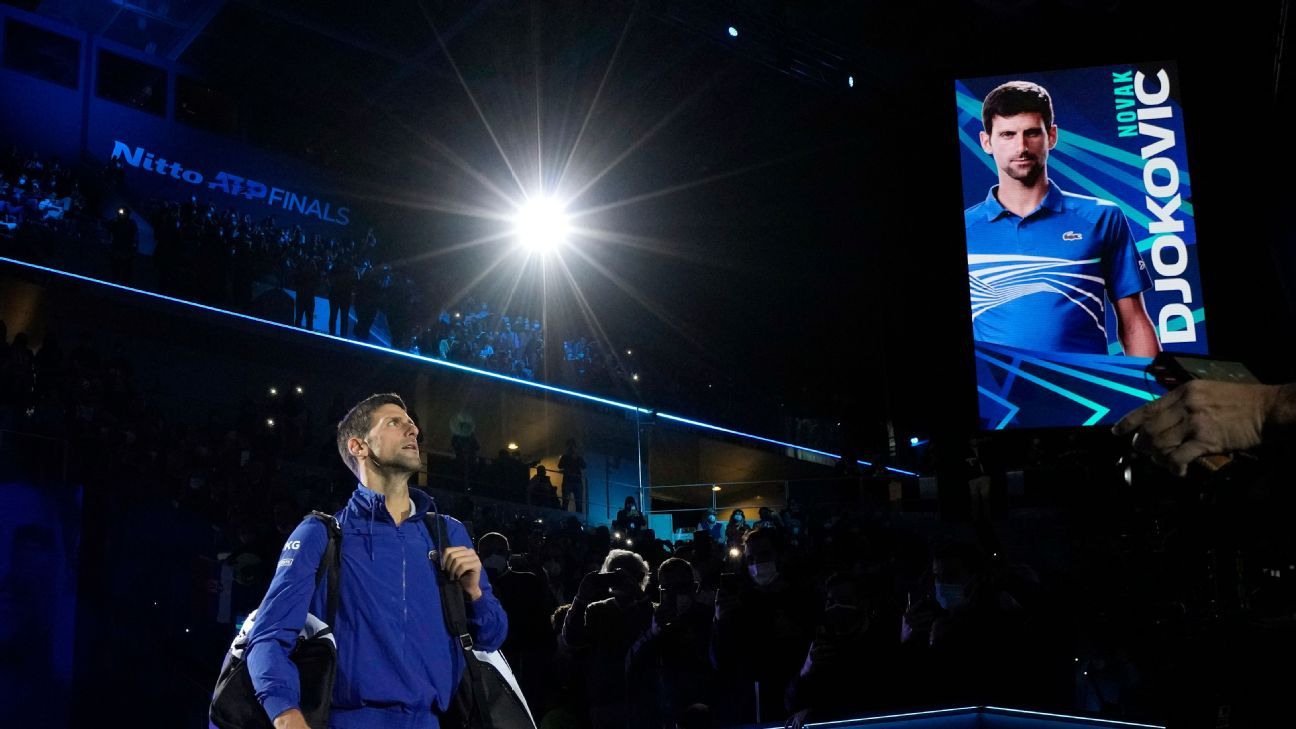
[957,62,1207,429]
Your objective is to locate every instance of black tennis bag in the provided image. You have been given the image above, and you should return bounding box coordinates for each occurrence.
[426,512,536,729]
[209,512,342,729]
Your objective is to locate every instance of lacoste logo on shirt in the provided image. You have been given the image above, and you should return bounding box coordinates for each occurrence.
[1063,231,1083,241]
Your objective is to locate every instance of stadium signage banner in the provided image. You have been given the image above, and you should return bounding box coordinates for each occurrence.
[109,139,351,226]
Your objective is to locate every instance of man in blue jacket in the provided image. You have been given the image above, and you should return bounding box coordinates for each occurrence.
[246,393,507,729]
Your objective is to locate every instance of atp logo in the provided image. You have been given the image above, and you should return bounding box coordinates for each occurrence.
[1062,231,1084,242]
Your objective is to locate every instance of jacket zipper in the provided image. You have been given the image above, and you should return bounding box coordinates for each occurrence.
[399,525,407,624]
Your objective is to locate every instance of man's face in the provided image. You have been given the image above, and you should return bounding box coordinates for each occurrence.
[980,112,1057,186]
[355,403,421,473]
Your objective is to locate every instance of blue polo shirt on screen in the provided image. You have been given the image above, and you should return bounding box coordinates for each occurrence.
[965,180,1151,354]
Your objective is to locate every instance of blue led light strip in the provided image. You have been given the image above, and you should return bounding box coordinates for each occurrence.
[795,706,979,728]
[982,706,1165,728]
[1,256,921,476]
[655,412,919,477]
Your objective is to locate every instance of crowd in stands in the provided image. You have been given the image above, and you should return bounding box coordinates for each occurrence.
[0,317,1145,728]
[4,144,786,429]
[0,146,87,232]
[2,144,551,382]
[146,191,548,381]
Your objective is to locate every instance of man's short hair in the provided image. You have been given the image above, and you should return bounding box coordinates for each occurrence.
[743,524,784,553]
[478,532,510,556]
[932,541,985,573]
[336,393,408,477]
[658,557,698,589]
[981,81,1054,134]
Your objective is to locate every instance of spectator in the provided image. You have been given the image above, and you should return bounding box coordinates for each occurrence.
[899,542,1035,707]
[558,438,587,513]
[478,532,555,714]
[614,496,647,536]
[724,510,749,550]
[627,558,718,729]
[753,506,780,531]
[712,526,817,724]
[697,509,723,543]
[292,256,319,331]
[785,573,900,727]
[353,261,381,342]
[528,465,560,509]
[563,549,654,729]
[105,206,139,285]
[326,255,354,337]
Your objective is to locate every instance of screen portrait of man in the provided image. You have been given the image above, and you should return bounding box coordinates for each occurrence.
[965,80,1161,357]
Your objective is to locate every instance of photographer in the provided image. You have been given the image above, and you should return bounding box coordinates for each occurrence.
[614,496,647,536]
[784,574,898,729]
[711,526,817,724]
[899,542,1032,707]
[626,558,717,729]
[562,549,654,729]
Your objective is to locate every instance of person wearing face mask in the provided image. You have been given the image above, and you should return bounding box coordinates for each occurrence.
[478,532,555,714]
[697,509,723,542]
[785,574,899,729]
[626,558,718,729]
[563,549,654,729]
[898,542,1032,707]
[724,509,749,550]
[712,527,817,725]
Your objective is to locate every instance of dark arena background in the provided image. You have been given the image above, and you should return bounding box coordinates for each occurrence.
[2,1,1296,727]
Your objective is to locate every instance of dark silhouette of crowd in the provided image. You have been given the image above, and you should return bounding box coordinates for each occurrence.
[0,316,1172,728]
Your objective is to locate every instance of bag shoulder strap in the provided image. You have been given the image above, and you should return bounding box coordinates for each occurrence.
[304,511,342,627]
[425,511,488,714]
[424,512,472,647]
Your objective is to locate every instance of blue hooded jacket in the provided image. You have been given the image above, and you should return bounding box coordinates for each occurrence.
[246,484,507,729]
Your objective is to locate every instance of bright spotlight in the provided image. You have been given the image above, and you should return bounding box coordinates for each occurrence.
[514,197,569,253]
[847,75,855,88]
[909,436,920,446]
[727,26,739,38]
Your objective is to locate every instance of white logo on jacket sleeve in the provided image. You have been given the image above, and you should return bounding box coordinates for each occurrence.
[284,540,302,550]
[277,558,294,568]
[1062,231,1083,241]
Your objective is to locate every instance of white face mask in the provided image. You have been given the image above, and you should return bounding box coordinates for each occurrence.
[934,581,968,611]
[748,562,779,587]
